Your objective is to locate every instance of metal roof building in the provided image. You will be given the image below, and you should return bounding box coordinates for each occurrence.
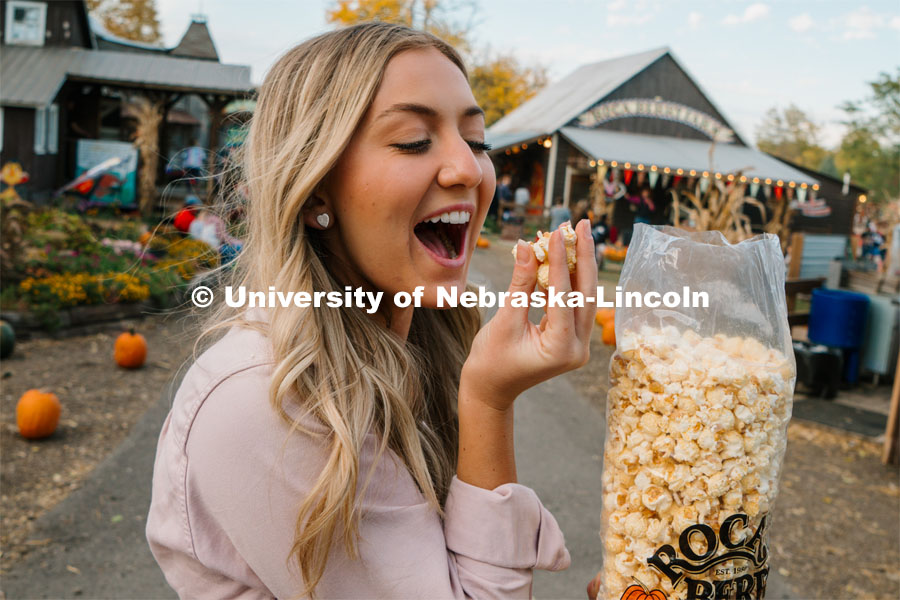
[486,46,822,225]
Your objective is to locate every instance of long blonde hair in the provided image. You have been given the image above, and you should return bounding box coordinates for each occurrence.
[193,21,482,599]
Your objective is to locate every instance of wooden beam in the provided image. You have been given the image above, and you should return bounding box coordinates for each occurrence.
[883,352,900,465]
[788,232,804,280]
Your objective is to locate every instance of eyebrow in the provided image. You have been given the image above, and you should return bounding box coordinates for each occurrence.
[374,102,485,122]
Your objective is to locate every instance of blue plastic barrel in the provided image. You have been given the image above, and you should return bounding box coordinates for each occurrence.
[807,288,870,383]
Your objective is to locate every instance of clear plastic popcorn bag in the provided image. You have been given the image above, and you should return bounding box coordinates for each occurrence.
[597,225,795,600]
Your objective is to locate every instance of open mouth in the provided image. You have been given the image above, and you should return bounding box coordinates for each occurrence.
[414,210,470,262]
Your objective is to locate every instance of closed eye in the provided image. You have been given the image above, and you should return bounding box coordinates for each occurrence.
[392,140,493,154]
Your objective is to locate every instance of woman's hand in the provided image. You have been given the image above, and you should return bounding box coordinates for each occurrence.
[460,218,598,411]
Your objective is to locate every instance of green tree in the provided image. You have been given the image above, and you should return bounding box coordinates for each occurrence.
[835,68,900,204]
[86,0,162,45]
[325,0,546,125]
[755,104,832,171]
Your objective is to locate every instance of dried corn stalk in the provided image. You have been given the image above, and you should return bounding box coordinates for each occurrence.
[130,96,163,218]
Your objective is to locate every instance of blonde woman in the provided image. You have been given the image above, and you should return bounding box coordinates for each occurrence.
[146,21,597,599]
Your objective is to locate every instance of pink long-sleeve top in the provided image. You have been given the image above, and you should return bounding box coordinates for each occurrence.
[146,320,572,599]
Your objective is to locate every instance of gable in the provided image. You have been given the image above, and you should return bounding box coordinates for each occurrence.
[566,54,747,146]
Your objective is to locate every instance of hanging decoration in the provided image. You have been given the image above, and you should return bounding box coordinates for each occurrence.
[661,173,671,188]
[623,169,634,186]
[763,184,772,200]
[636,171,646,186]
[699,177,710,194]
[597,164,608,184]
[797,187,807,203]
[672,175,683,187]
[749,181,760,198]
[648,170,659,188]
[774,186,783,200]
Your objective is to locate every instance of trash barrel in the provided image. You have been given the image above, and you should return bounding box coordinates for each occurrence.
[807,288,870,383]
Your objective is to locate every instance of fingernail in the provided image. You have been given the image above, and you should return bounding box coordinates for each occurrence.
[516,240,529,265]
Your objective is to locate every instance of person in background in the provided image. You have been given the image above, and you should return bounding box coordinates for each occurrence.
[513,182,530,223]
[184,139,207,179]
[549,196,571,231]
[492,173,512,221]
[633,185,655,225]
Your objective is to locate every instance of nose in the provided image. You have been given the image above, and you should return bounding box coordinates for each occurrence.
[436,134,483,190]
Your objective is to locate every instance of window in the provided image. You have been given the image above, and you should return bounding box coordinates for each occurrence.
[47,104,58,153]
[34,107,46,154]
[33,104,59,155]
[5,1,46,46]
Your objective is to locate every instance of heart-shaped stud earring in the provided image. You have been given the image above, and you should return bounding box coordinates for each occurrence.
[316,213,330,228]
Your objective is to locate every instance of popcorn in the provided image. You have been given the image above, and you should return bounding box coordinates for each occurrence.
[597,326,794,599]
[512,220,577,288]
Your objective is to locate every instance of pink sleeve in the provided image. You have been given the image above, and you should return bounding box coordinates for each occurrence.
[147,362,571,599]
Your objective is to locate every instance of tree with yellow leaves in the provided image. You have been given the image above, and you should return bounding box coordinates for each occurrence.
[86,0,162,45]
[325,0,545,126]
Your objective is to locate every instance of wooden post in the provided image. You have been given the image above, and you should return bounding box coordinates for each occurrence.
[788,232,804,280]
[201,94,228,202]
[883,352,900,465]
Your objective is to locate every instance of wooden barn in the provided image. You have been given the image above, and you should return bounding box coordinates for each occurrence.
[0,0,252,203]
[486,47,857,237]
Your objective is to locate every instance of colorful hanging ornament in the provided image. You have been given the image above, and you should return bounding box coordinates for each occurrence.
[774,186,783,200]
[797,187,807,202]
[623,169,634,186]
[636,171,646,186]
[699,177,710,194]
[661,173,671,188]
[749,181,760,198]
[672,175,683,187]
[763,184,772,200]
[648,171,659,188]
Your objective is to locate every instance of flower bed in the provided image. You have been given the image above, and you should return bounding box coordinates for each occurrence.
[0,204,222,331]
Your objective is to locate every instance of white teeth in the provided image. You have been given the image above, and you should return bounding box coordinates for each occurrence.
[423,211,472,225]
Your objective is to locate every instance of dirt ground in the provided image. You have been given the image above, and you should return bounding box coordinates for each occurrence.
[0,309,202,574]
[571,332,900,600]
[2,303,898,598]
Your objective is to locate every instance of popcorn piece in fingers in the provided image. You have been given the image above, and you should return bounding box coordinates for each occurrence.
[511,220,578,288]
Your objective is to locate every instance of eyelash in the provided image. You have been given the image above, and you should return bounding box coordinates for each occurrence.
[392,140,492,154]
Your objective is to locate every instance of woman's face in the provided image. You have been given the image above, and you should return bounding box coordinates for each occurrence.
[319,47,495,307]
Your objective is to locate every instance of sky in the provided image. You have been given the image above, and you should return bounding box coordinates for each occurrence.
[155,0,900,148]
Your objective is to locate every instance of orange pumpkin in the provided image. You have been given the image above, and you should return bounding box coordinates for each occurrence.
[602,321,616,346]
[114,328,147,369]
[476,236,491,249]
[138,231,152,246]
[619,579,667,600]
[604,246,628,262]
[16,389,61,439]
[595,308,615,326]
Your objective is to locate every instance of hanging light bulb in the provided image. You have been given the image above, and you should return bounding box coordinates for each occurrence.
[624,162,631,169]
[739,175,747,182]
[676,168,684,175]
[598,159,604,166]
[788,181,796,188]
[637,164,644,170]
[689,170,697,176]
[611,160,618,167]
[650,165,658,171]
[590,160,596,167]
[542,138,552,148]
[663,167,671,174]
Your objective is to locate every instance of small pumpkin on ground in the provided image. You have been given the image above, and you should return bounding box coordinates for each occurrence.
[1,320,14,359]
[16,389,61,439]
[476,236,490,249]
[595,308,615,327]
[114,328,147,369]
